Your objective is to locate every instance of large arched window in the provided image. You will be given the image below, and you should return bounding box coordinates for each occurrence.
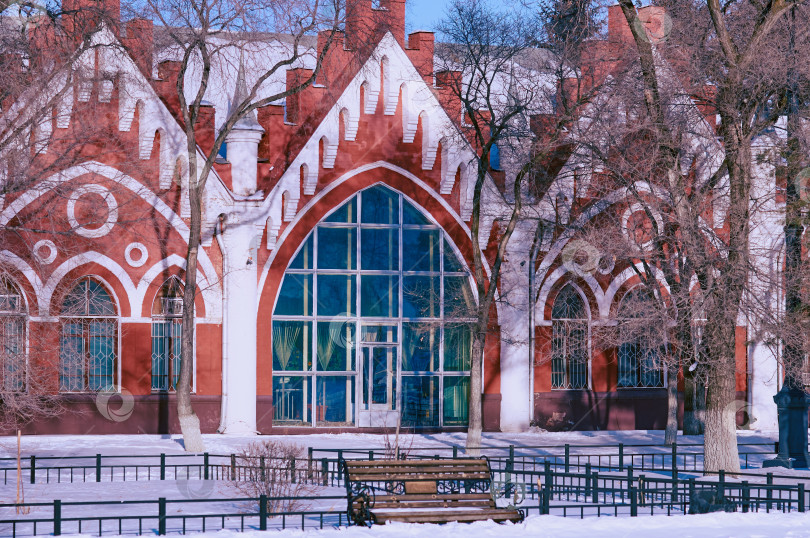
[617,287,664,388]
[1,278,26,391]
[59,279,118,392]
[151,278,184,391]
[551,284,589,389]
[272,184,475,427]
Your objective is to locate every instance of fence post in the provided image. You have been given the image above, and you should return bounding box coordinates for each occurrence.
[799,483,805,513]
[671,443,678,479]
[204,453,209,480]
[307,447,313,480]
[160,453,166,481]
[30,455,35,485]
[158,497,166,535]
[53,499,61,536]
[321,458,329,486]
[689,478,695,510]
[618,443,624,471]
[542,483,550,514]
[627,465,633,501]
[564,444,570,473]
[506,445,515,496]
[767,472,773,511]
[544,460,553,501]
[338,449,343,463]
[718,470,725,499]
[369,450,374,461]
[584,462,591,498]
[259,494,268,530]
[230,454,236,481]
[290,456,297,483]
[453,445,458,459]
[629,486,638,517]
[672,476,679,505]
[592,471,599,504]
[96,454,102,483]
[742,481,750,513]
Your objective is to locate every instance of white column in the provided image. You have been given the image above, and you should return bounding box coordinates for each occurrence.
[219,216,263,434]
[747,143,782,431]
[225,127,263,196]
[498,224,533,432]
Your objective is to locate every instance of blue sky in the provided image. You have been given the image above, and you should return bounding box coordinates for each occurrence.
[405,0,453,33]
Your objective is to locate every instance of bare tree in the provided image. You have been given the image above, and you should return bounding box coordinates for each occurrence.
[130,0,351,451]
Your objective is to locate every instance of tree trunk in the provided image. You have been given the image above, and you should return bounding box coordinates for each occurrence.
[466,331,485,456]
[664,362,679,445]
[703,359,740,472]
[177,184,205,453]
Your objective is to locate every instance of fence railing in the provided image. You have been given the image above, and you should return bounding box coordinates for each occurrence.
[0,494,348,538]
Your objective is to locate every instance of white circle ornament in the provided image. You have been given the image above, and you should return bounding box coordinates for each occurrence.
[125,243,149,268]
[67,184,118,238]
[33,240,57,265]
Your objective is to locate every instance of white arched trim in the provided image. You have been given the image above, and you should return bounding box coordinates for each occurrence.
[536,266,602,322]
[0,250,43,313]
[603,264,671,318]
[0,161,220,300]
[258,161,489,298]
[41,253,135,317]
[136,254,220,318]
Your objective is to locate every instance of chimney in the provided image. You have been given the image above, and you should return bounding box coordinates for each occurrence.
[379,0,406,46]
[406,31,434,82]
[123,19,153,78]
[62,0,121,39]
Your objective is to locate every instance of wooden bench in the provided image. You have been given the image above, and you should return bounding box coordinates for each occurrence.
[341,458,524,526]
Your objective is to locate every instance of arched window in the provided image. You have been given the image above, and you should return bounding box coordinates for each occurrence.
[617,288,665,388]
[1,278,26,391]
[59,279,118,392]
[271,184,475,428]
[551,284,589,389]
[151,278,184,391]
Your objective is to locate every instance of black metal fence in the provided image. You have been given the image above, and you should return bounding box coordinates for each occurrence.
[2,442,809,537]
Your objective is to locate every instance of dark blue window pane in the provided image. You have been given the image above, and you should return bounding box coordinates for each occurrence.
[360,275,399,317]
[273,376,310,424]
[361,185,399,224]
[490,143,501,170]
[361,228,399,271]
[403,276,439,318]
[289,236,313,269]
[443,377,469,425]
[316,376,355,424]
[401,376,438,427]
[316,274,355,316]
[318,227,356,270]
[316,321,355,371]
[403,202,430,225]
[443,239,467,273]
[324,197,357,223]
[276,274,312,316]
[403,230,439,272]
[402,323,439,371]
[444,323,472,371]
[444,276,475,318]
[272,320,311,371]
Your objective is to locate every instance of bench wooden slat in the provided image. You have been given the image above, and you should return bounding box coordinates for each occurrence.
[347,465,490,475]
[347,472,490,481]
[345,459,486,467]
[373,509,523,524]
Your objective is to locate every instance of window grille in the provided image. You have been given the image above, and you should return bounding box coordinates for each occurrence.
[551,284,590,389]
[59,279,118,392]
[0,280,26,391]
[151,279,184,391]
[617,287,664,388]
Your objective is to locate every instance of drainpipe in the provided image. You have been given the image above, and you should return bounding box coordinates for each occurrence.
[528,235,540,427]
[215,214,229,433]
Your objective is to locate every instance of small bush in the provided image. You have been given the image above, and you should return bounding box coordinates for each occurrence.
[232,440,317,514]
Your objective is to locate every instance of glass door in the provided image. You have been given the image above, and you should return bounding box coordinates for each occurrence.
[362,345,397,411]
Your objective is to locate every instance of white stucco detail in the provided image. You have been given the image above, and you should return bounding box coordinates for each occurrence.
[125,243,149,268]
[66,184,119,238]
[32,240,57,266]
